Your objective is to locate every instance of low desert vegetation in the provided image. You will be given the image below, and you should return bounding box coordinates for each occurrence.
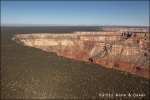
[1,26,149,99]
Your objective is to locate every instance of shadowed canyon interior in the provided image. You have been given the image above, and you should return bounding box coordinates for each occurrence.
[12,27,150,78]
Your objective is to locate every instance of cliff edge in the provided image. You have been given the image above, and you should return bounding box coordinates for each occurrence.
[12,30,150,78]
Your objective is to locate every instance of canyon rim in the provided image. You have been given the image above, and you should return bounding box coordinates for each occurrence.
[12,27,150,79]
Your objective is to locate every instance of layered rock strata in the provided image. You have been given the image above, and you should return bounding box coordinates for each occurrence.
[12,31,150,78]
[98,27,149,32]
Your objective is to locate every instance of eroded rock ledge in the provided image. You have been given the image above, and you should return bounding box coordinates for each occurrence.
[12,31,150,78]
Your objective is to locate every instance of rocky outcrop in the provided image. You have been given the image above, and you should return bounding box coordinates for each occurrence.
[12,31,150,78]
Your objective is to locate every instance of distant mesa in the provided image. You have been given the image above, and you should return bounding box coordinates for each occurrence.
[12,27,150,79]
[97,27,149,32]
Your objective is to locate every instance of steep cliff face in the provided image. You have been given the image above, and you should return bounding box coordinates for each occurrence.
[12,31,150,78]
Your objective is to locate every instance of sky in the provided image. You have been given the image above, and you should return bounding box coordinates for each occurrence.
[1,1,149,26]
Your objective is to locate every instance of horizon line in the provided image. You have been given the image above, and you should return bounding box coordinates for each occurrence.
[1,24,149,27]
[1,23,149,27]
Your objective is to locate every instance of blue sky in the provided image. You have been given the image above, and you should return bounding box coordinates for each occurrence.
[1,1,149,26]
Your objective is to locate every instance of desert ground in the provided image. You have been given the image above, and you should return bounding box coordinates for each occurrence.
[1,26,149,99]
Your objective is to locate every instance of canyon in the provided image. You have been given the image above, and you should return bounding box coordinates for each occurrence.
[12,28,150,78]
